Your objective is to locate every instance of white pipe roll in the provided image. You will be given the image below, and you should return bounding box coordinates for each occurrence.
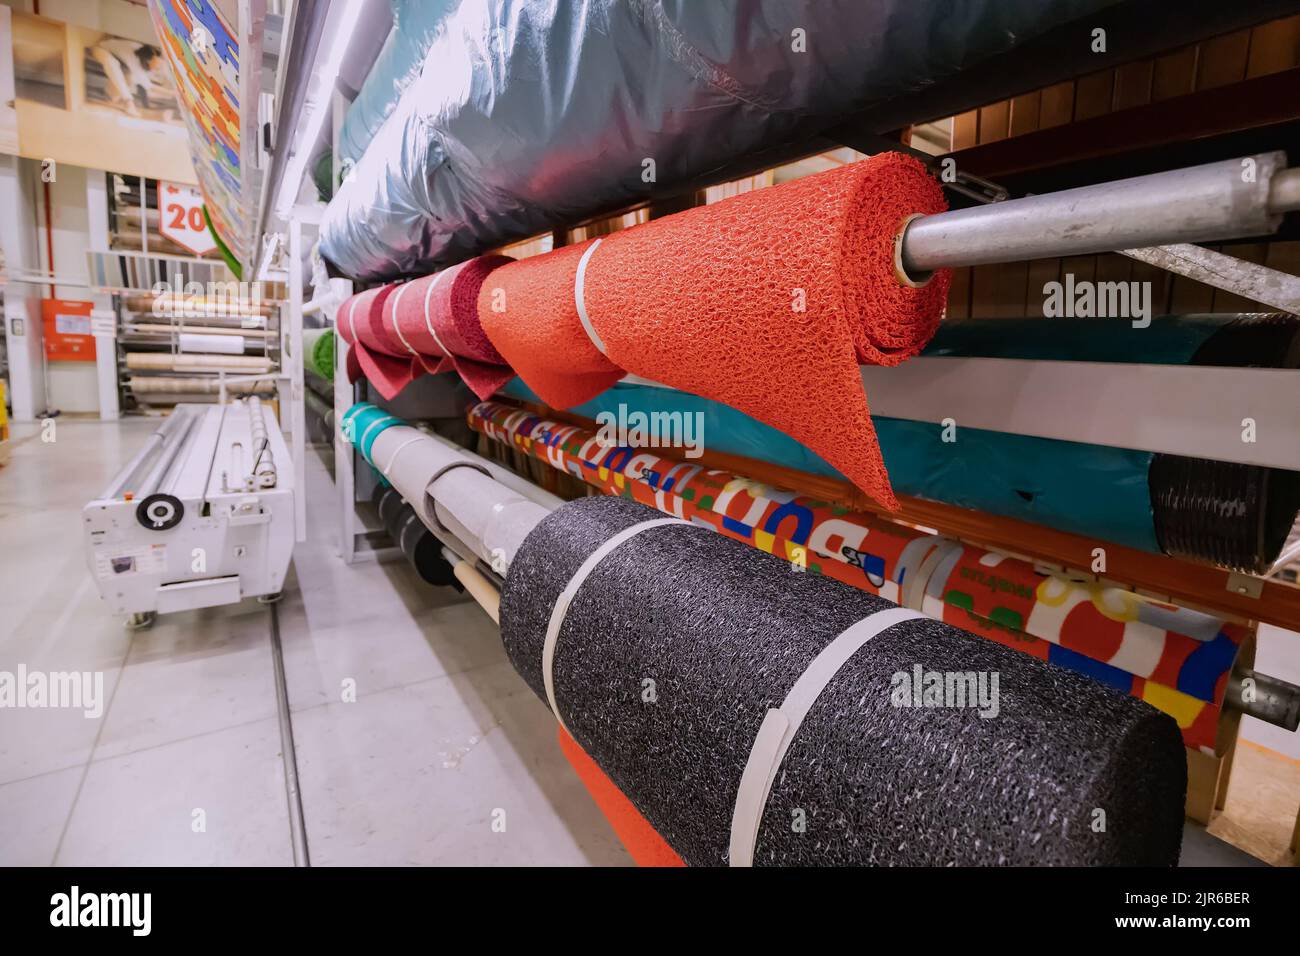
[366,424,551,570]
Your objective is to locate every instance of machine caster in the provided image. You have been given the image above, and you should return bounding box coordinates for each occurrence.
[258,592,284,605]
[125,611,156,630]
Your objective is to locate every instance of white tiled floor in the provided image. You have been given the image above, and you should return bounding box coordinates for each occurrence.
[0,419,629,866]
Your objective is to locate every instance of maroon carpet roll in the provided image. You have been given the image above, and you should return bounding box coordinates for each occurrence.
[388,255,515,400]
[336,284,420,398]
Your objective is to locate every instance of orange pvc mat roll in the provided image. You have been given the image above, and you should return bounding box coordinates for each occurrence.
[479,242,625,408]
[479,153,949,509]
[557,727,684,868]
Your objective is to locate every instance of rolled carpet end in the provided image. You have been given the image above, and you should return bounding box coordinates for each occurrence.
[479,153,950,510]
[501,496,1186,867]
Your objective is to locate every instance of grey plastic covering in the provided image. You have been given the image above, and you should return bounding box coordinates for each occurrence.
[320,0,1122,281]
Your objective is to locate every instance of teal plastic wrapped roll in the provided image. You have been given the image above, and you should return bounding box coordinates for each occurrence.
[341,403,403,465]
[501,314,1300,568]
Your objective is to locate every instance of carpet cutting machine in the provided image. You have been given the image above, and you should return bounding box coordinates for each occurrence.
[83,398,294,623]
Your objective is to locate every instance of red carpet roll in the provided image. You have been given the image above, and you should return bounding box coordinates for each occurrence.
[386,255,515,400]
[478,153,949,508]
[478,242,626,408]
[336,284,416,398]
[338,256,517,401]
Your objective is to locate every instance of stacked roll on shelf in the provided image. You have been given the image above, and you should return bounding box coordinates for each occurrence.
[302,329,335,382]
[117,292,280,408]
[128,376,275,397]
[339,401,1220,863]
[126,353,274,373]
[501,314,1300,572]
[339,403,561,571]
[318,0,1183,279]
[502,495,1187,866]
[335,254,514,401]
[467,399,1260,754]
[372,485,460,587]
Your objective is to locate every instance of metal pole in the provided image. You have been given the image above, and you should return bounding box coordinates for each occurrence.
[101,411,189,499]
[900,152,1295,276]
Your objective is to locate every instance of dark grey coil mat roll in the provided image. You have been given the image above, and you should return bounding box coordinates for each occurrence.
[499,496,1187,866]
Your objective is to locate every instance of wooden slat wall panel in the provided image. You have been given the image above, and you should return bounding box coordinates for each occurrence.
[1195,29,1252,89]
[1130,259,1175,316]
[1073,69,1114,120]
[946,267,972,319]
[1025,258,1061,317]
[1265,240,1300,279]
[977,100,1010,143]
[1095,253,1134,289]
[1008,91,1042,137]
[1246,14,1300,76]
[1111,59,1154,110]
[951,110,979,150]
[926,16,1300,321]
[1038,81,1075,128]
[1152,46,1200,100]
[969,264,1002,318]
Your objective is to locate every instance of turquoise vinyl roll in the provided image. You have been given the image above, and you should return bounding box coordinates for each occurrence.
[501,315,1299,557]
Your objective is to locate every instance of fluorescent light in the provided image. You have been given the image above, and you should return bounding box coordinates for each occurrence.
[273,0,364,219]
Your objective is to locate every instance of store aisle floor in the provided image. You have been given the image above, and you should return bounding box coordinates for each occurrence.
[0,418,628,866]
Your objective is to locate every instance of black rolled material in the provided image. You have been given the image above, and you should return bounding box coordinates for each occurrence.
[1151,456,1300,573]
[395,507,460,588]
[372,485,459,588]
[1151,314,1300,573]
[500,496,1186,867]
[375,485,406,538]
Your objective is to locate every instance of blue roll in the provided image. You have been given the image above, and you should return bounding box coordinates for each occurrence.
[501,315,1300,568]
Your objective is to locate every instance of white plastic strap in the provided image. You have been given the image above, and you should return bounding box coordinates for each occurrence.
[901,538,961,611]
[421,269,453,356]
[573,238,607,355]
[387,282,419,355]
[380,434,425,477]
[344,293,361,344]
[359,415,399,462]
[728,606,923,867]
[541,516,687,734]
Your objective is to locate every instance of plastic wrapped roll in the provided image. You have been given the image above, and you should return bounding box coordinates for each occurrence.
[125,352,272,372]
[128,375,275,397]
[500,495,1186,866]
[303,329,335,380]
[319,0,1120,279]
[501,313,1300,569]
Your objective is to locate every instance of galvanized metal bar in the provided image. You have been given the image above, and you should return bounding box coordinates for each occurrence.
[900,152,1293,275]
[1120,244,1300,314]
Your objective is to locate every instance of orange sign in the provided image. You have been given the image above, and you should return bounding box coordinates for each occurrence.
[42,299,97,362]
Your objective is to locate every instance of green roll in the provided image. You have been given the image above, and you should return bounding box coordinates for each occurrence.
[303,328,336,381]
